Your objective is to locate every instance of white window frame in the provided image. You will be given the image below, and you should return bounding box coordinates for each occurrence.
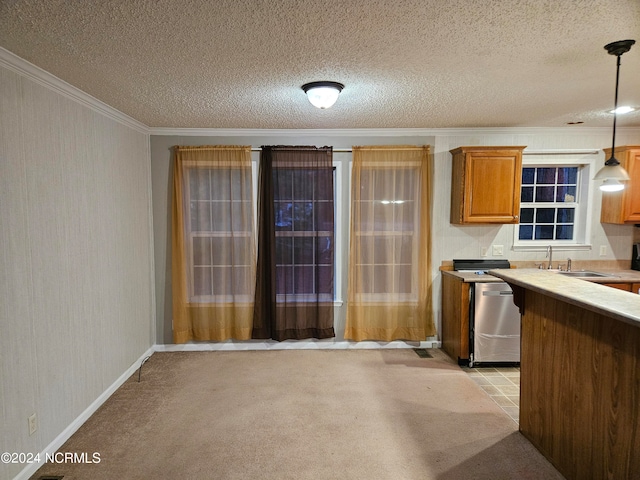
[184,163,255,304]
[250,152,343,305]
[351,164,421,303]
[513,158,592,252]
[273,167,337,303]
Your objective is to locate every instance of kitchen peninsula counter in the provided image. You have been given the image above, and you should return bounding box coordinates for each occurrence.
[489,268,640,480]
[489,268,640,327]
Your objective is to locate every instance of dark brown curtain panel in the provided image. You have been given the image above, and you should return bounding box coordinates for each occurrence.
[253,146,335,341]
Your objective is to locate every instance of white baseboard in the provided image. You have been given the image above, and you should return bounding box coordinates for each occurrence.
[14,346,155,480]
[156,339,441,352]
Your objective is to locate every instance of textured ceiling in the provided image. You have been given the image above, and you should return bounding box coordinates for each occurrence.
[1,0,639,129]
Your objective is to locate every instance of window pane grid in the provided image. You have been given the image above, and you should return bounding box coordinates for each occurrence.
[186,167,253,300]
[519,166,579,241]
[274,168,334,298]
[355,168,418,296]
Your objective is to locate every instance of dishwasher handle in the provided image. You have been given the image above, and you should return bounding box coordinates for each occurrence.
[482,290,513,296]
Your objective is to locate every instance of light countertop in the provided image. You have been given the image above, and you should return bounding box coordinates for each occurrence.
[488,268,640,328]
[442,267,640,284]
[441,270,507,283]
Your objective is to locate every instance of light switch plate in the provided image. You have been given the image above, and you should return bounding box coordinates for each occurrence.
[493,245,504,256]
[600,245,607,256]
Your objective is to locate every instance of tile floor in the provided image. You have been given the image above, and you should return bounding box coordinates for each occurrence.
[462,366,520,423]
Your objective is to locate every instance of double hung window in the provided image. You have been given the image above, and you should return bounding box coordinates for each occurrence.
[514,163,588,247]
[186,166,254,301]
[353,167,418,301]
[274,167,335,301]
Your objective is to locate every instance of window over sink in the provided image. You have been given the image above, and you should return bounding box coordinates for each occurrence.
[513,159,590,250]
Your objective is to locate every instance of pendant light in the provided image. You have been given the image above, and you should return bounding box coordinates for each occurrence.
[593,39,635,192]
[301,81,344,109]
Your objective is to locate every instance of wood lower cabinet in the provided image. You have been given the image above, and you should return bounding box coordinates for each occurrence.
[516,286,640,479]
[441,273,470,363]
[450,146,526,224]
[603,282,632,291]
[602,282,640,293]
[600,146,640,224]
[441,273,640,366]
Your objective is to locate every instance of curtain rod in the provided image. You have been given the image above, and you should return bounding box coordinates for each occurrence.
[250,147,427,153]
[249,148,600,154]
[251,148,351,152]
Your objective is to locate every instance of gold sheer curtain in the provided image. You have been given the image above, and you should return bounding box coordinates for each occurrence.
[345,146,434,341]
[172,146,255,342]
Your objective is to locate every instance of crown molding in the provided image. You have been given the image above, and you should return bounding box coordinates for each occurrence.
[0,47,149,135]
[149,126,640,137]
[150,127,440,136]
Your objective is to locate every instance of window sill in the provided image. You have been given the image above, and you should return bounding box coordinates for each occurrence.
[512,244,592,252]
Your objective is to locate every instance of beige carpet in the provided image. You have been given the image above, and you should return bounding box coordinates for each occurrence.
[31,349,563,479]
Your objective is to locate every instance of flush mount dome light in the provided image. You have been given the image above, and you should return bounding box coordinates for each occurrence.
[301,81,344,109]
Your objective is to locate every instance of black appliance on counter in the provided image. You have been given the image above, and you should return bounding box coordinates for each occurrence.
[452,259,512,273]
[632,243,640,271]
[453,259,520,367]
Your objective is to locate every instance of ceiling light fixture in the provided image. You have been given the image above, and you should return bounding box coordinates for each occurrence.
[609,106,635,114]
[301,81,344,109]
[593,39,635,192]
[600,178,625,192]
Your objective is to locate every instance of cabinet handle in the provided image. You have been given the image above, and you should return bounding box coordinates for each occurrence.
[514,215,519,220]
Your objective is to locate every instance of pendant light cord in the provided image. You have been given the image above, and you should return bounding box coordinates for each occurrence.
[606,54,622,165]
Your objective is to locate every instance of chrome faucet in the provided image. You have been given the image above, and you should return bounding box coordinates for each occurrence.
[567,258,572,272]
[546,245,553,269]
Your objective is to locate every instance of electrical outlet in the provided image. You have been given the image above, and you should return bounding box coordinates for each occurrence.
[481,246,488,257]
[28,413,37,436]
[493,245,504,256]
[600,245,607,256]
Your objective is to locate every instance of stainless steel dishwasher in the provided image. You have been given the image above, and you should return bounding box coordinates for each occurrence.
[452,259,521,367]
[471,282,521,366]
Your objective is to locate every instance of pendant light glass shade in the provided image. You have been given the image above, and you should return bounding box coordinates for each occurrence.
[593,162,630,182]
[598,178,625,192]
[594,39,635,191]
[302,81,344,109]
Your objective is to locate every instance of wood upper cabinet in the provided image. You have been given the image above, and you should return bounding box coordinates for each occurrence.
[600,146,640,224]
[450,146,526,224]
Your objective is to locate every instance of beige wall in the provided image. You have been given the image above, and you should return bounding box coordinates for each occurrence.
[151,129,640,345]
[0,64,154,479]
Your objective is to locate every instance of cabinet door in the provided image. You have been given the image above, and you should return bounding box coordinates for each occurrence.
[622,149,640,222]
[450,146,525,224]
[603,283,632,291]
[441,273,470,362]
[600,146,640,224]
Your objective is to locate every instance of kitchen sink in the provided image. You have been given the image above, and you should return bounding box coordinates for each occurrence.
[559,271,610,278]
